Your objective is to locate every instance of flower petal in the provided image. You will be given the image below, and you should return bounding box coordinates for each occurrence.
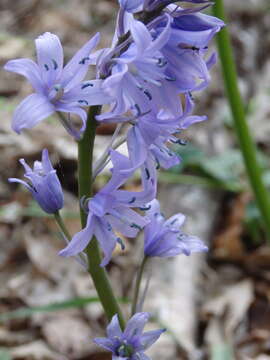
[12,93,55,133]
[4,58,44,93]
[35,32,63,87]
[61,33,100,90]
[94,218,118,267]
[59,213,94,256]
[140,329,166,350]
[93,337,115,352]
[55,103,87,136]
[107,314,122,338]
[123,312,150,339]
[62,79,113,106]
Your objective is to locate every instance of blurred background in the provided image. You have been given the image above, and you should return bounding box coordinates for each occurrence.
[0,0,270,359]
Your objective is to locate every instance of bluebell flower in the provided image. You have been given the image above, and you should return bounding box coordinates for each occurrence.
[59,151,156,266]
[124,94,207,170]
[155,10,225,92]
[94,312,165,360]
[97,15,185,121]
[9,149,63,214]
[144,199,208,257]
[4,32,111,138]
[118,0,143,13]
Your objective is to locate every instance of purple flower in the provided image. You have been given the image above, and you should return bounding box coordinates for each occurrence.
[97,15,185,121]
[4,32,111,137]
[59,150,156,266]
[144,199,208,257]
[94,312,165,359]
[118,0,143,12]
[9,149,63,214]
[155,10,224,92]
[125,94,206,170]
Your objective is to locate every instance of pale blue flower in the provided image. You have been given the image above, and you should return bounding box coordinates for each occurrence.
[4,32,111,137]
[9,149,63,214]
[94,312,165,360]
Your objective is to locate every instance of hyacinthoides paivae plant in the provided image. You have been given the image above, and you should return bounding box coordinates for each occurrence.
[5,0,224,358]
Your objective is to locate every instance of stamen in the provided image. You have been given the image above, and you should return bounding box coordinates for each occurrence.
[130,223,142,230]
[128,197,136,204]
[78,99,89,106]
[165,76,176,82]
[44,64,49,71]
[51,59,58,70]
[145,168,150,180]
[157,58,167,67]
[117,238,125,251]
[143,89,152,101]
[81,82,94,89]
[79,56,90,65]
[139,205,151,211]
[53,84,64,101]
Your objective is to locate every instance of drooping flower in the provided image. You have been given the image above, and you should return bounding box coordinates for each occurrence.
[9,149,63,214]
[4,32,112,138]
[97,14,185,121]
[155,9,225,93]
[59,150,156,266]
[144,199,208,257]
[123,93,206,170]
[118,0,144,12]
[94,312,165,360]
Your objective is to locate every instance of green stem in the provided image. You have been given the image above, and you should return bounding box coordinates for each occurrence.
[213,0,270,241]
[131,256,148,315]
[54,211,71,241]
[78,105,125,329]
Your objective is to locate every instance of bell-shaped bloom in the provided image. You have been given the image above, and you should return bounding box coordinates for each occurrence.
[59,151,156,266]
[125,94,207,170]
[94,312,165,359]
[118,0,143,12]
[156,10,225,93]
[4,32,112,138]
[97,14,185,121]
[9,149,63,214]
[144,199,208,257]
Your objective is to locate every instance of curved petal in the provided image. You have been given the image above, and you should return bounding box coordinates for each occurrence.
[12,93,55,133]
[8,178,32,192]
[127,126,147,168]
[93,337,115,352]
[130,19,152,55]
[123,312,150,339]
[140,329,166,350]
[62,79,113,106]
[164,213,186,230]
[119,0,143,12]
[107,314,122,338]
[61,33,100,90]
[4,58,44,93]
[55,103,87,136]
[58,213,94,256]
[94,217,118,267]
[35,32,63,87]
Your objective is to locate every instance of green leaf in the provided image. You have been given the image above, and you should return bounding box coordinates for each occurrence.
[211,343,235,360]
[0,296,129,322]
[0,349,12,360]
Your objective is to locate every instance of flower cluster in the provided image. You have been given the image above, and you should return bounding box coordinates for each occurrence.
[6,0,222,266]
[6,0,224,357]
